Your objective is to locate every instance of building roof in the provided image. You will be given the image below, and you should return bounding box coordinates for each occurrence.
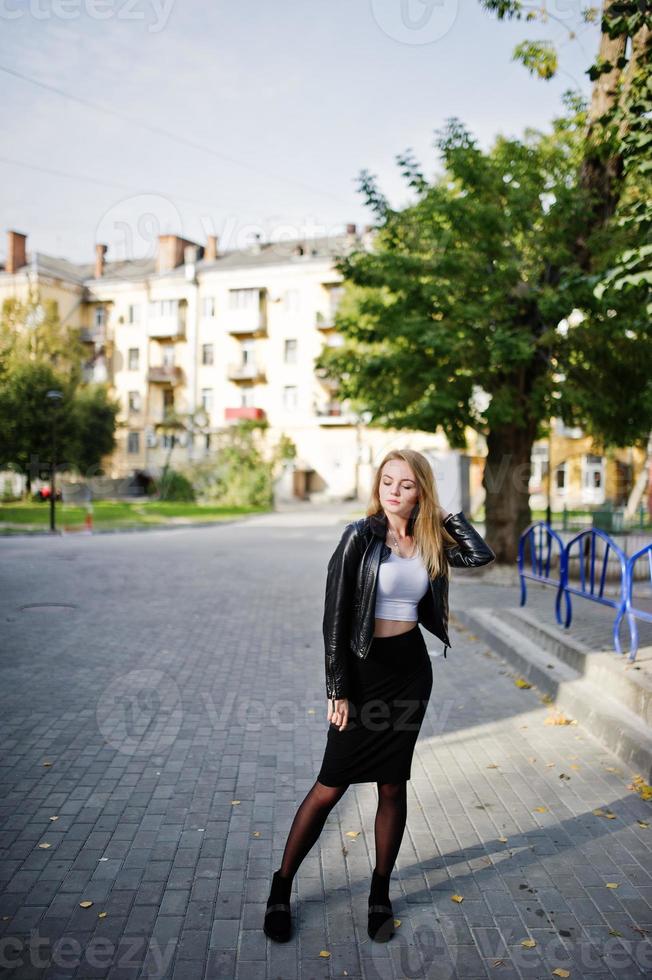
[1,232,365,288]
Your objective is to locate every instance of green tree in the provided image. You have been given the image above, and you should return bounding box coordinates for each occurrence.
[316,97,650,562]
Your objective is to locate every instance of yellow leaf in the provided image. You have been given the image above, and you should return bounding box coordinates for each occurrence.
[486,763,498,769]
[318,950,330,958]
[345,831,360,838]
[609,928,622,936]
[79,901,93,908]
[307,709,315,714]
[393,918,401,927]
[37,843,51,849]
[42,761,53,767]
[498,836,508,843]
[521,937,537,948]
[252,831,261,837]
[636,820,649,828]
[546,762,555,767]
[451,894,464,903]
[515,677,532,689]
[544,711,573,725]
[98,912,107,918]
[604,812,617,819]
[606,882,619,889]
[231,800,241,805]
[569,764,580,770]
[533,806,548,813]
[540,693,554,704]
[552,969,570,978]
[593,808,606,816]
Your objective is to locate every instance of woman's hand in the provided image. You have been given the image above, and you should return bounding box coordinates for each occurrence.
[328,697,349,731]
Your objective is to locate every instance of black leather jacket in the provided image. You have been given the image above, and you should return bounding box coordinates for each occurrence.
[322,510,495,700]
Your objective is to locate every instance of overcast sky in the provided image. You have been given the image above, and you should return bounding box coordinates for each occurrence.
[0,0,600,264]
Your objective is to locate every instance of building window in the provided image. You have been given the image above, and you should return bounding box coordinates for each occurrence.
[127,304,141,324]
[127,431,140,454]
[241,340,255,365]
[240,385,255,408]
[201,388,213,412]
[284,338,298,364]
[202,296,216,318]
[149,299,178,316]
[283,385,298,412]
[555,463,568,493]
[205,433,211,450]
[202,343,214,365]
[530,445,548,492]
[228,288,259,310]
[94,306,106,328]
[128,390,141,412]
[582,453,605,502]
[162,433,175,449]
[162,345,175,367]
[284,289,300,311]
[128,348,139,370]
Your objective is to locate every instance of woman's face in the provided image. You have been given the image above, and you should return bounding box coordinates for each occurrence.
[379,459,419,523]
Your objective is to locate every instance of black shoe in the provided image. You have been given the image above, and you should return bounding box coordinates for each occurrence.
[263,870,292,942]
[368,869,395,942]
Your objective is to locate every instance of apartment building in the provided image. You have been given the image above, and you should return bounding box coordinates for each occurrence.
[0,227,645,510]
[0,226,462,504]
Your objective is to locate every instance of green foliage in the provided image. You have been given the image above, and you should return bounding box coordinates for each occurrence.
[154,468,196,502]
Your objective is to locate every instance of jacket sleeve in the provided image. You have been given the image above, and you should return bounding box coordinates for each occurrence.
[322,522,360,700]
[443,511,496,568]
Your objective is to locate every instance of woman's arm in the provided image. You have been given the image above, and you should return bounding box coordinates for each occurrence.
[441,510,496,568]
[322,522,360,700]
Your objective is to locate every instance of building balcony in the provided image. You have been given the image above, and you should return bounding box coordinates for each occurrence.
[227,309,268,337]
[315,312,337,330]
[147,315,186,340]
[225,407,266,422]
[79,325,106,344]
[147,365,185,385]
[315,403,355,425]
[227,362,267,383]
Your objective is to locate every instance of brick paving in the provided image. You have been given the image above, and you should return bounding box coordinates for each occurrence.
[0,507,651,980]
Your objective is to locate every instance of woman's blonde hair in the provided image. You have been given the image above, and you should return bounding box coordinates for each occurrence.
[366,448,457,579]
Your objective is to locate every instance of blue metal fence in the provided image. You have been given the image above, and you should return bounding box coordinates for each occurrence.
[518,522,651,662]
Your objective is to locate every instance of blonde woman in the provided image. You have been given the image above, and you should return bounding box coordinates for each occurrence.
[263,449,495,943]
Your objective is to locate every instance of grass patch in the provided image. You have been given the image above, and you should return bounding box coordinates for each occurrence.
[0,500,270,533]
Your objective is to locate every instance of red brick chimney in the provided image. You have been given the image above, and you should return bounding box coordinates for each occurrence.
[95,243,108,278]
[6,230,27,273]
[157,234,200,274]
[204,234,219,262]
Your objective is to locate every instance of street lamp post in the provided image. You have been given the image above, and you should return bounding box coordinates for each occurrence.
[46,389,63,532]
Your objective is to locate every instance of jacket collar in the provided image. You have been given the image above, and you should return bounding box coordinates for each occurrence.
[369,506,419,538]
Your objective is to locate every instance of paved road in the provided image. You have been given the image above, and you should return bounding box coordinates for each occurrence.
[1,507,651,980]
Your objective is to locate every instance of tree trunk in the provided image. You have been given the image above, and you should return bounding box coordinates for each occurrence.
[482,422,538,564]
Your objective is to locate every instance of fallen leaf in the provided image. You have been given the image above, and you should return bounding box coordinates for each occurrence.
[307,708,315,714]
[252,831,261,837]
[631,925,648,936]
[498,836,508,843]
[569,764,580,770]
[98,912,107,919]
[559,773,571,780]
[49,816,59,821]
[451,894,464,903]
[546,762,555,767]
[528,757,537,764]
[608,928,622,936]
[593,808,606,817]
[231,800,241,805]
[540,693,554,704]
[345,831,360,838]
[79,901,93,908]
[533,806,548,813]
[604,766,621,774]
[37,843,51,849]
[520,937,536,948]
[486,763,498,769]
[544,711,573,725]
[552,969,570,978]
[636,820,649,829]
[606,882,619,889]
[318,950,330,958]
[515,678,532,689]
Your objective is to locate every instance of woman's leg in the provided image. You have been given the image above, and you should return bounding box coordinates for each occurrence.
[277,778,350,881]
[372,781,408,885]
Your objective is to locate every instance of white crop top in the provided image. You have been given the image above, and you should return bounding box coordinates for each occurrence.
[374,547,430,622]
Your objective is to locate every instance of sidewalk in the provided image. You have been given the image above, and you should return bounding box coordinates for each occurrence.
[0,514,651,979]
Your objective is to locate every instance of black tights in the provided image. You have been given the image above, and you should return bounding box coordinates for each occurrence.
[278,779,408,882]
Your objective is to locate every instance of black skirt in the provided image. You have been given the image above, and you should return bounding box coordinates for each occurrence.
[317,623,433,786]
